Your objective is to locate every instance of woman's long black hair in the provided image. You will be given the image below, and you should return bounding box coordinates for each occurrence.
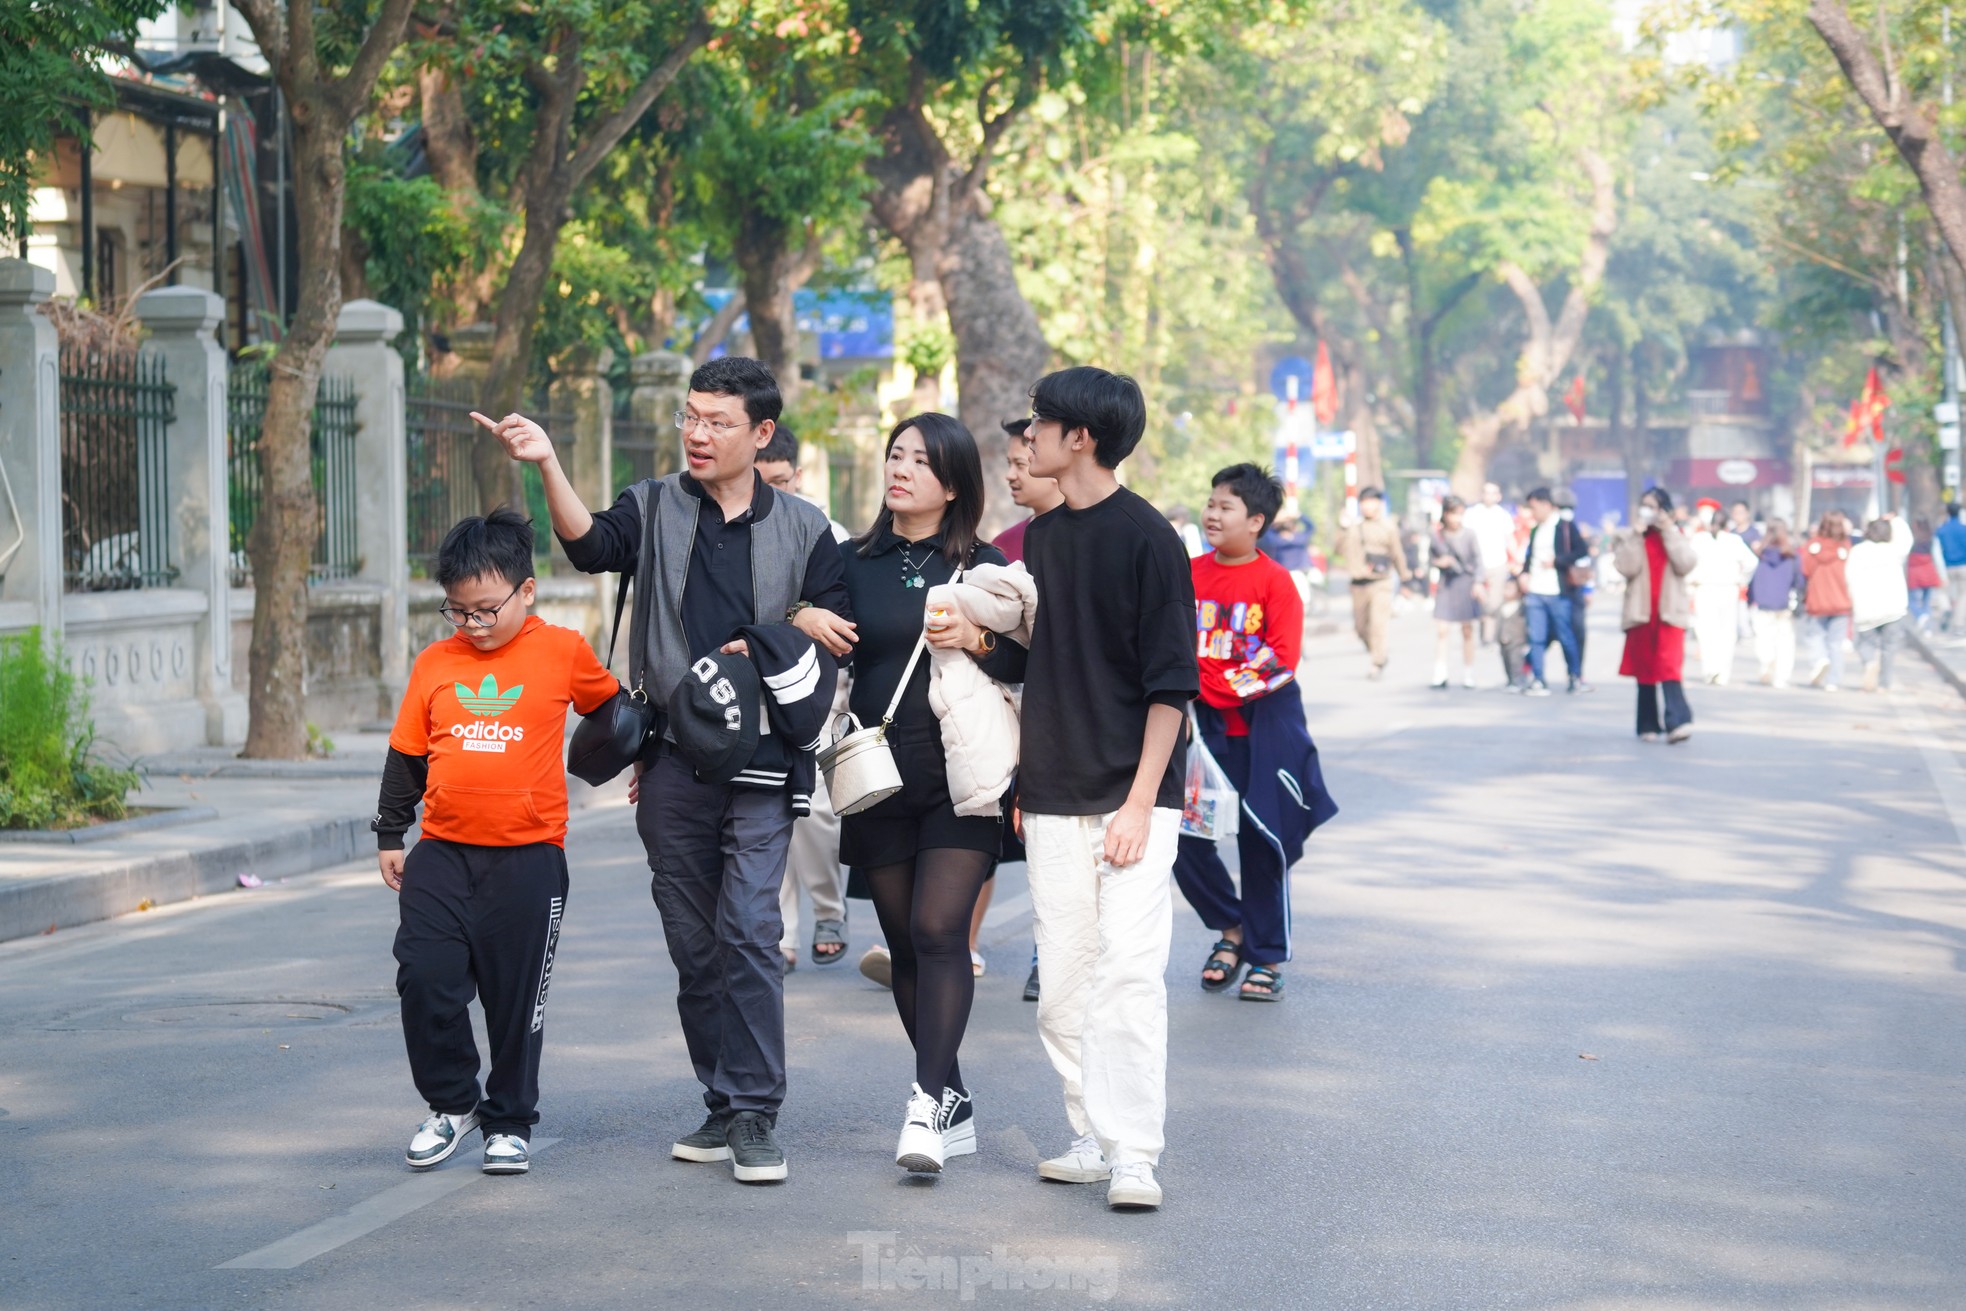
[855,412,986,564]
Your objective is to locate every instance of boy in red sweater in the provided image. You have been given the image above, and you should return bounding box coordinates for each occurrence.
[1173,464,1304,1002]
[373,508,618,1174]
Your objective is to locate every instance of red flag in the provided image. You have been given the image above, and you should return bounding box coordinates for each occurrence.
[1563,374,1587,424]
[1311,340,1338,424]
[1842,366,1890,446]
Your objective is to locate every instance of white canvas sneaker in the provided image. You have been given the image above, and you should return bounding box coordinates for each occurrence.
[895,1083,944,1174]
[938,1085,976,1159]
[482,1133,530,1174]
[1037,1132,1109,1183]
[405,1110,479,1169]
[1107,1161,1162,1210]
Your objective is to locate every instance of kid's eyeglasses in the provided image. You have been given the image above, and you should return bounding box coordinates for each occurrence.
[438,582,524,629]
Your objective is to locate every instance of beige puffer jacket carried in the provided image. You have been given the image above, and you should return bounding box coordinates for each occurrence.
[1614,523,1698,629]
[923,563,1037,817]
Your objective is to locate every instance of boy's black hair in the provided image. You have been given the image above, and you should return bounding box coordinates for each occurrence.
[1525,486,1554,505]
[1029,366,1147,469]
[435,506,535,589]
[689,356,782,426]
[1358,485,1385,502]
[758,421,799,467]
[1210,462,1283,533]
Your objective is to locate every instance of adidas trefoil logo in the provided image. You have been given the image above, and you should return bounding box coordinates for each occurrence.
[455,674,524,717]
[450,675,526,752]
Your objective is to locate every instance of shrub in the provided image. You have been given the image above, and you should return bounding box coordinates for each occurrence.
[0,628,138,830]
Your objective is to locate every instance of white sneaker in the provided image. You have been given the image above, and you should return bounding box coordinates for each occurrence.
[939,1085,977,1159]
[482,1133,530,1174]
[1107,1161,1163,1210]
[405,1110,479,1169]
[1037,1131,1110,1183]
[895,1083,944,1174]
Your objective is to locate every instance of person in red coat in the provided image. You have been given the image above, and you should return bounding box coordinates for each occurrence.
[1613,487,1699,742]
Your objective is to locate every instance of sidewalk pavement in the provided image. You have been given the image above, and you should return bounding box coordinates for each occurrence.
[0,729,627,944]
[1907,623,1966,701]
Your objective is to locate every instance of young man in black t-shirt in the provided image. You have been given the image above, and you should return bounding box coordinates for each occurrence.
[1015,367,1199,1211]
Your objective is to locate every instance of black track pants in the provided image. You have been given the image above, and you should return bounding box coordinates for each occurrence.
[394,839,569,1140]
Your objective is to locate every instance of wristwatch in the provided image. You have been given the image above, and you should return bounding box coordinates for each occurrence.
[786,601,815,621]
[969,629,997,656]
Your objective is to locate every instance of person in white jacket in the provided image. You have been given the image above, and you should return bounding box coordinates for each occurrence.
[1847,514,1913,691]
[1686,503,1759,685]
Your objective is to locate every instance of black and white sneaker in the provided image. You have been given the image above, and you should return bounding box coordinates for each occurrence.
[726,1111,788,1183]
[405,1110,479,1169]
[895,1083,944,1174]
[672,1110,733,1163]
[939,1085,976,1159]
[1023,963,1041,1003]
[482,1133,530,1174]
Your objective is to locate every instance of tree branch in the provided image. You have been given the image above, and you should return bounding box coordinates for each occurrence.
[327,0,419,122]
[691,290,747,365]
[1808,0,1966,290]
[566,13,714,189]
[956,67,1034,202]
[230,0,286,66]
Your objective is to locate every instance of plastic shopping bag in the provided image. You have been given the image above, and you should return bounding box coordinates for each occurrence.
[1180,715,1240,841]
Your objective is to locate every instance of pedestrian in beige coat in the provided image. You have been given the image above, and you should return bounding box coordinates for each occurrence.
[1337,487,1412,680]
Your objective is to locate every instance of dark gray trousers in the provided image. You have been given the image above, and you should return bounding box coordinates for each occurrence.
[639,752,795,1116]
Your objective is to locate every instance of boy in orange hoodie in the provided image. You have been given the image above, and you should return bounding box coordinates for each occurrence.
[374,508,619,1174]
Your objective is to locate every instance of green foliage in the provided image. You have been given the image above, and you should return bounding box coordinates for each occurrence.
[0,629,138,831]
[345,160,492,362]
[0,0,169,242]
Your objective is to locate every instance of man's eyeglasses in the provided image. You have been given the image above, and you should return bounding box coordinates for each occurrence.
[673,411,758,437]
[438,581,524,629]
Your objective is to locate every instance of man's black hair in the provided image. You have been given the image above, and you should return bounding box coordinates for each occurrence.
[1948,503,1961,520]
[1029,366,1147,469]
[758,421,799,467]
[1211,462,1283,532]
[1358,485,1385,502]
[435,506,535,589]
[689,356,782,426]
[1525,486,1554,505]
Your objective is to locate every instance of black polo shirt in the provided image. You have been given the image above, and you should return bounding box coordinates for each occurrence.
[679,473,762,660]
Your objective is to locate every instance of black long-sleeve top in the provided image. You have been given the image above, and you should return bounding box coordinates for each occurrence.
[372,748,428,850]
[560,473,852,660]
[840,529,1027,733]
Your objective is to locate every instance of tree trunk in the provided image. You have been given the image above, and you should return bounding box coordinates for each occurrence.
[472,196,564,513]
[233,0,416,758]
[731,221,819,402]
[939,201,1049,528]
[1450,151,1616,498]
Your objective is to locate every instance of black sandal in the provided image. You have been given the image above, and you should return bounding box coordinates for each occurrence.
[811,918,847,965]
[1239,964,1284,1002]
[1200,939,1243,993]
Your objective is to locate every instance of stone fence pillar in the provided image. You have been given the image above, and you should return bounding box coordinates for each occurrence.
[0,260,62,642]
[324,300,409,693]
[630,349,688,484]
[134,285,245,743]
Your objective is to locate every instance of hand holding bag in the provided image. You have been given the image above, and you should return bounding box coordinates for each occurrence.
[1180,708,1241,841]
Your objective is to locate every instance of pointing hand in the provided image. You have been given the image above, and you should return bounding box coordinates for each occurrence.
[470,411,554,464]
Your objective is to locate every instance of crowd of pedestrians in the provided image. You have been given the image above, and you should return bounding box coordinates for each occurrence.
[371,356,1339,1215]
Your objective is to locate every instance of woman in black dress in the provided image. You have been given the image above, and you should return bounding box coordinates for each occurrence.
[823,412,1026,1175]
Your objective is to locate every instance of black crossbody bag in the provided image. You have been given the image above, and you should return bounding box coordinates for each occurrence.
[567,493,659,786]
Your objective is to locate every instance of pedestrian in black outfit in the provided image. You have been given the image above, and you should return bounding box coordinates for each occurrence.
[484,357,853,1185]
[804,413,1026,1175]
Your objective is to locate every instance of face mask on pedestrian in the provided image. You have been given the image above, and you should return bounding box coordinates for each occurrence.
[1637,505,1658,526]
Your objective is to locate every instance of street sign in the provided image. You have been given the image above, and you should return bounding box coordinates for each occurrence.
[1269,355,1315,404]
[1942,423,1961,451]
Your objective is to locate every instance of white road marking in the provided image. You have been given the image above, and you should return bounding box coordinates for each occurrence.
[217,1138,559,1269]
[1891,692,1966,855]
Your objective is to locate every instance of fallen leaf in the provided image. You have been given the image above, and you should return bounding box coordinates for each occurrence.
[1579,1053,1599,1061]
[40,924,56,936]
[278,1044,290,1050]
[135,899,153,912]
[319,1183,335,1190]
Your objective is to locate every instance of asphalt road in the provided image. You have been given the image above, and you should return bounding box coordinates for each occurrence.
[5,607,1965,1310]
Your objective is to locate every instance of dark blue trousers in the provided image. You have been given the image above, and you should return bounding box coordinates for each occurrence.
[638,751,795,1117]
[1524,592,1581,685]
[1172,732,1292,966]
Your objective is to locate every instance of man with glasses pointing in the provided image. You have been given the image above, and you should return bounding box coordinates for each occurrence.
[476,356,852,1184]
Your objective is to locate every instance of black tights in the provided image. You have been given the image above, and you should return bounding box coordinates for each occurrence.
[863,848,996,1100]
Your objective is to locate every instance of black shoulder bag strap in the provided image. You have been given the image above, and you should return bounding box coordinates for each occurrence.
[604,481,656,701]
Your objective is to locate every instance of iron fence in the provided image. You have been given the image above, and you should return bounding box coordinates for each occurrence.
[406,375,569,574]
[58,344,176,591]
[227,361,361,584]
[613,411,666,497]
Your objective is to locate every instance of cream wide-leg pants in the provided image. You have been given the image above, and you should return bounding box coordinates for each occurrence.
[1023,807,1180,1169]
[1691,584,1741,684]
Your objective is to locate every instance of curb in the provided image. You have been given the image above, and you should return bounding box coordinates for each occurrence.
[0,814,374,944]
[1907,627,1966,702]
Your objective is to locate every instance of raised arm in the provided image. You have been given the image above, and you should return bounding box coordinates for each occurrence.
[472,411,593,542]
